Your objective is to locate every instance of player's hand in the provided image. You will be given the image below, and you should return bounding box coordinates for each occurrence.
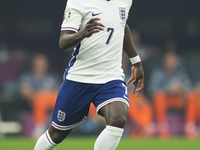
[80,18,105,38]
[126,62,144,96]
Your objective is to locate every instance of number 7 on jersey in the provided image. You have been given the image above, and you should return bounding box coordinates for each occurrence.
[106,28,114,44]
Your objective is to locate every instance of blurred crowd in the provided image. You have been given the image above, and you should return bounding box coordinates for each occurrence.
[0,29,200,139]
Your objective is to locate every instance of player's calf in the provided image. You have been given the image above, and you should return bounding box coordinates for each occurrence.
[34,126,72,150]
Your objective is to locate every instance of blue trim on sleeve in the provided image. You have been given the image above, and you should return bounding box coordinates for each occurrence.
[64,43,81,79]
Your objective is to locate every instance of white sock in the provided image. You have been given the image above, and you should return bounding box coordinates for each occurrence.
[34,130,58,150]
[94,125,124,150]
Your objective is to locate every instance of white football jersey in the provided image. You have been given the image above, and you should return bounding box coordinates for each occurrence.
[61,0,132,84]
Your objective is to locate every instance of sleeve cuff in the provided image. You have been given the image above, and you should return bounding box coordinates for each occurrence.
[61,27,78,32]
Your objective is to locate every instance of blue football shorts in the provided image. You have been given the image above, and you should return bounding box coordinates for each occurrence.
[51,79,129,130]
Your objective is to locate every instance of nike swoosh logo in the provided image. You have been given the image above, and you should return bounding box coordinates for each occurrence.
[92,12,102,16]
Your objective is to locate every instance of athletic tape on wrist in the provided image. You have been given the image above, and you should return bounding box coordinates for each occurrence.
[130,55,141,65]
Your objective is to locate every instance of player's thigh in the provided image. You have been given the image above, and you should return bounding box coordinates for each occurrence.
[99,101,129,128]
[93,80,129,128]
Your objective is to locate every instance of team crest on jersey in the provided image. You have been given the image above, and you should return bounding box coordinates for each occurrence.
[64,8,71,21]
[57,110,66,122]
[119,7,126,22]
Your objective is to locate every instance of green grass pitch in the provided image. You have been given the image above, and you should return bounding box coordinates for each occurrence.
[0,137,199,150]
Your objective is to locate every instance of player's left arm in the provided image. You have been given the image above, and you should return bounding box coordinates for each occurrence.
[123,24,144,95]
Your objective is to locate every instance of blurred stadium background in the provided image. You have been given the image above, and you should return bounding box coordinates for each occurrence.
[0,0,200,149]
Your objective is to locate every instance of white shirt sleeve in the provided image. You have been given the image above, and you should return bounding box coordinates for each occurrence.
[61,0,83,32]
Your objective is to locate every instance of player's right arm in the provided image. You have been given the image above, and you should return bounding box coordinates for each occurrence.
[59,18,105,51]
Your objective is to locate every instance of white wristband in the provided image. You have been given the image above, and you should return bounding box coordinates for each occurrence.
[130,55,141,65]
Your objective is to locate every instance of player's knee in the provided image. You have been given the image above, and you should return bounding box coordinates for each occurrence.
[49,130,64,144]
[48,126,71,144]
[108,114,127,128]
